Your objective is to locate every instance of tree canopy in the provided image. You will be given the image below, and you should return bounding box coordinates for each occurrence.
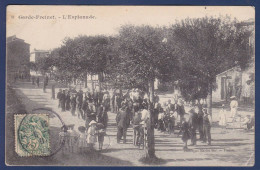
[168,16,253,101]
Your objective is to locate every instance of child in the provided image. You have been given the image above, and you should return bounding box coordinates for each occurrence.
[181,114,190,151]
[87,120,97,148]
[219,104,227,133]
[97,128,106,150]
[78,126,87,153]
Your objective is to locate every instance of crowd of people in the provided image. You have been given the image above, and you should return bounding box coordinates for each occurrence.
[57,88,110,150]
[54,86,253,152]
[113,88,211,151]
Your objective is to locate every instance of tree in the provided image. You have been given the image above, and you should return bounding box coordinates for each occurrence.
[168,16,253,114]
[50,36,114,89]
[117,25,179,159]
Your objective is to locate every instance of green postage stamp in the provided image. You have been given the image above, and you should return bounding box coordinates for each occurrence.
[14,114,50,157]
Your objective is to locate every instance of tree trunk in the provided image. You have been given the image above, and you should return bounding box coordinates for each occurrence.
[91,74,94,93]
[98,72,103,92]
[146,79,155,158]
[207,83,213,118]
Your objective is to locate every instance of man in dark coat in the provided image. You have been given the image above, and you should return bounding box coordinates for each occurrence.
[153,102,161,128]
[43,76,48,93]
[85,98,96,129]
[116,105,128,143]
[188,108,198,146]
[65,91,71,111]
[36,77,40,87]
[196,104,204,140]
[60,90,66,112]
[115,94,122,113]
[82,96,89,120]
[70,93,77,116]
[57,89,62,108]
[97,104,108,129]
[93,91,99,108]
[32,76,35,85]
[202,109,211,145]
[175,99,185,125]
[103,96,110,113]
[98,91,104,107]
[76,90,84,119]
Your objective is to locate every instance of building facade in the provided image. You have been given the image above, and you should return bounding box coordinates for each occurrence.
[212,19,255,103]
[6,35,30,83]
[30,49,51,76]
[30,49,50,63]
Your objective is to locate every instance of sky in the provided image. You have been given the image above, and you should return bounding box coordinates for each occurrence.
[7,6,255,52]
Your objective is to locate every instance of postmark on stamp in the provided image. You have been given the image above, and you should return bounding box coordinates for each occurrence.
[14,114,50,157]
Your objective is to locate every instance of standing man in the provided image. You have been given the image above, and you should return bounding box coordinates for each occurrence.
[85,98,96,129]
[203,109,211,145]
[46,75,49,86]
[76,90,84,119]
[103,93,110,114]
[177,98,185,125]
[116,104,128,144]
[189,108,198,146]
[32,76,35,85]
[70,93,77,116]
[43,78,47,93]
[57,89,62,108]
[65,91,71,111]
[36,77,40,87]
[61,90,66,112]
[195,104,204,141]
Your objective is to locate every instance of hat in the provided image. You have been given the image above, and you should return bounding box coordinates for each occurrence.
[89,120,97,126]
[230,96,236,99]
[78,126,86,132]
[189,108,196,114]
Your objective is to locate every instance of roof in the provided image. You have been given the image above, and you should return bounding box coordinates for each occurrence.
[216,66,241,77]
[6,35,30,45]
[30,49,51,54]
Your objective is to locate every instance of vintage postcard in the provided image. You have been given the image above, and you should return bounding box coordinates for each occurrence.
[6,5,255,166]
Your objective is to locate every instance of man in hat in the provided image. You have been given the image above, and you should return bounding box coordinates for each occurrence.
[76,90,84,119]
[60,90,66,112]
[180,98,186,122]
[116,105,128,143]
[188,108,198,146]
[57,89,62,108]
[65,91,71,111]
[85,98,96,129]
[195,104,204,140]
[70,93,77,116]
[82,96,89,120]
[203,109,211,145]
[36,76,40,87]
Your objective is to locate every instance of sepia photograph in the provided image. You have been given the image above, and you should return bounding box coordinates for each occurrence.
[5,5,255,166]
